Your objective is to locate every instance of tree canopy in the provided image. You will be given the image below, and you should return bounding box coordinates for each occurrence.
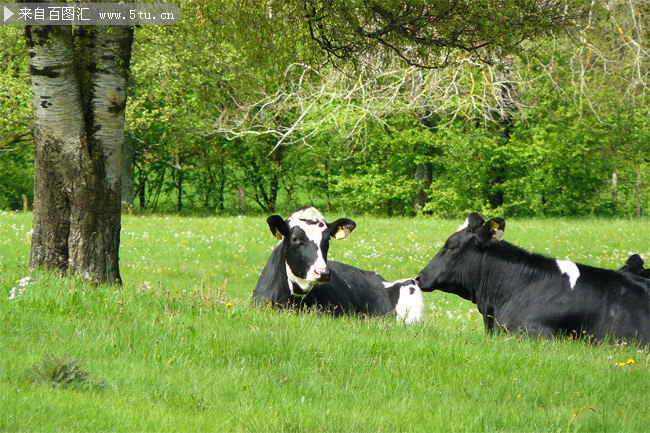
[299,0,591,68]
[1,0,647,218]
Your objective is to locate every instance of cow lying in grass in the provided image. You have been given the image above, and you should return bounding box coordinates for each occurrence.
[416,213,649,345]
[253,207,425,323]
[619,254,650,280]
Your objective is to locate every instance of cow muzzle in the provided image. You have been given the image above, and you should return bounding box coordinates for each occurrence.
[313,268,330,283]
[415,273,434,292]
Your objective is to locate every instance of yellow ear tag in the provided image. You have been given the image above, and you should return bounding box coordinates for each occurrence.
[489,220,504,241]
[334,227,350,240]
[274,231,283,241]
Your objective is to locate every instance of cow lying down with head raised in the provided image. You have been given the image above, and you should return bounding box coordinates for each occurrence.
[619,254,650,280]
[253,207,425,323]
[416,213,649,345]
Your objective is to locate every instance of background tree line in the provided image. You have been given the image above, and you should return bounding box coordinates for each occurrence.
[1,0,648,218]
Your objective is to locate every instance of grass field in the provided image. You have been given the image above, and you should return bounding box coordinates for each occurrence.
[1,211,649,432]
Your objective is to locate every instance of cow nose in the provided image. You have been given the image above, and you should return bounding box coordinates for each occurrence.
[314,268,330,282]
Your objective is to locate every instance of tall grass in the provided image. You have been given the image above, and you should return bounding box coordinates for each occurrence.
[1,211,649,432]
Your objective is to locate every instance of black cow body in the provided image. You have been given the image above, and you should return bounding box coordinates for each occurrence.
[417,213,649,345]
[255,249,423,320]
[254,207,425,323]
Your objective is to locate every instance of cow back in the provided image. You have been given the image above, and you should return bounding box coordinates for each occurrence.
[306,261,396,316]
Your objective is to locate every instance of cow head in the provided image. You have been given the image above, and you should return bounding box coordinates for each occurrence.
[620,254,648,278]
[267,207,356,296]
[387,279,426,324]
[416,213,505,296]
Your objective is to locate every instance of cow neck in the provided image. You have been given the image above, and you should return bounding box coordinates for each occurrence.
[447,250,482,304]
[474,252,497,312]
[477,241,533,308]
[252,240,294,305]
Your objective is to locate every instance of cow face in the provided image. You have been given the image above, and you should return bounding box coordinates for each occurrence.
[267,207,356,296]
[416,213,505,296]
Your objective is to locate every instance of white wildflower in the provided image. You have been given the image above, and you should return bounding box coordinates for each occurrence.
[8,287,20,300]
[8,276,32,300]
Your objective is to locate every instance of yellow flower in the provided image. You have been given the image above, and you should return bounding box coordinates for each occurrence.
[627,358,635,365]
[226,302,233,308]
[517,394,522,398]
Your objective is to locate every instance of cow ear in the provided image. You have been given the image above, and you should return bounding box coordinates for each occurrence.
[480,217,506,242]
[267,215,289,240]
[329,218,356,240]
[465,212,485,231]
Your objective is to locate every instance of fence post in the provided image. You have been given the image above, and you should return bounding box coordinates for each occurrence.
[612,173,618,212]
[636,172,642,217]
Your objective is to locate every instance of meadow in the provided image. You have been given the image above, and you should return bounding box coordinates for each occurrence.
[1,211,649,432]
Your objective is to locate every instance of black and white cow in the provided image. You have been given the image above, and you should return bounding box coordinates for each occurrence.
[619,254,650,279]
[253,207,425,323]
[416,212,649,345]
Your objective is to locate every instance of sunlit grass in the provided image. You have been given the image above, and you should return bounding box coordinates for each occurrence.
[1,211,649,432]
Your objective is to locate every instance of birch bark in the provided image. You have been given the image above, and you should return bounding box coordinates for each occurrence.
[25,21,133,284]
[27,25,84,273]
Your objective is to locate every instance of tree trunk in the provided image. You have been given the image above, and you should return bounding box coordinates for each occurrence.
[636,172,642,217]
[217,165,226,211]
[26,21,133,285]
[612,172,618,212]
[413,163,432,211]
[238,187,247,213]
[177,164,184,212]
[137,171,147,209]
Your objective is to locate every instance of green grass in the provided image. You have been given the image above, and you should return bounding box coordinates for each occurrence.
[1,211,649,432]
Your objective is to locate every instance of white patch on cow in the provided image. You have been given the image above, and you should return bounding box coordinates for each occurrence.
[286,207,329,287]
[287,207,327,226]
[286,263,313,295]
[457,217,470,232]
[390,279,426,324]
[556,259,580,289]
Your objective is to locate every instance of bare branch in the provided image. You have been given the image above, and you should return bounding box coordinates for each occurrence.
[209,54,529,150]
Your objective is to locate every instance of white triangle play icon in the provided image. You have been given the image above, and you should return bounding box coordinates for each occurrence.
[4,5,14,22]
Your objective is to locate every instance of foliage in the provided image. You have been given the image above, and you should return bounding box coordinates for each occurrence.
[1,2,648,217]
[329,117,431,215]
[123,0,649,217]
[421,125,500,217]
[296,0,591,69]
[504,104,614,216]
[0,26,33,210]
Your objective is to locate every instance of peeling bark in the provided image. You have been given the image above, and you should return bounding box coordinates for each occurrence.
[27,25,83,273]
[25,19,133,285]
